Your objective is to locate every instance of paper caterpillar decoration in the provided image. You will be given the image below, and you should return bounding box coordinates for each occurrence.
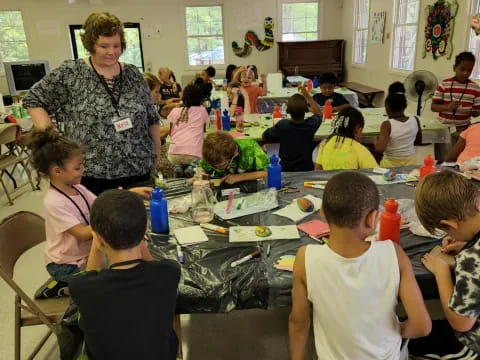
[232,17,274,58]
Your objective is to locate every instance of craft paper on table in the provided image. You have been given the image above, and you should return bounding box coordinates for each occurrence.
[230,132,246,138]
[297,219,330,238]
[274,195,322,222]
[368,174,417,185]
[215,190,278,220]
[173,226,208,245]
[274,255,296,272]
[229,225,300,242]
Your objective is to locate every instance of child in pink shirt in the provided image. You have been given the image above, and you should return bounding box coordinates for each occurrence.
[233,65,268,113]
[167,85,209,175]
[446,123,480,164]
[29,128,151,290]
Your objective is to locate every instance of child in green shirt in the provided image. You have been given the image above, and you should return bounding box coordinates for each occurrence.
[200,131,268,184]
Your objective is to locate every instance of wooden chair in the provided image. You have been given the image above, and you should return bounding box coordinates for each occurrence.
[0,124,36,205]
[0,211,70,360]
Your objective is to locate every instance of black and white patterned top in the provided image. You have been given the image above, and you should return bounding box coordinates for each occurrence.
[449,237,480,353]
[23,59,159,179]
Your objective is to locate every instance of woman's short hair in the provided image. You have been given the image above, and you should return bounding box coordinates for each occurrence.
[81,12,126,54]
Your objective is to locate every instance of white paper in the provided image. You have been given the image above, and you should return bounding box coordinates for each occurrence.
[273,195,322,223]
[229,225,300,242]
[173,226,208,245]
[214,190,278,220]
[368,174,417,185]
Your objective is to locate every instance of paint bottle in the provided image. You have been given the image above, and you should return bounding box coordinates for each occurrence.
[419,154,436,179]
[267,154,282,190]
[379,198,401,243]
[150,187,169,234]
[222,109,231,131]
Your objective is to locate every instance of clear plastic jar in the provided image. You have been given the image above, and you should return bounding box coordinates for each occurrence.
[191,180,216,223]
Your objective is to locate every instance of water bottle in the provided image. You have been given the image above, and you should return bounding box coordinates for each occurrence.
[215,108,222,130]
[313,76,319,89]
[222,109,231,131]
[280,103,287,118]
[209,109,216,129]
[235,106,244,132]
[419,154,436,179]
[267,154,282,190]
[323,99,333,120]
[379,198,401,243]
[150,187,169,234]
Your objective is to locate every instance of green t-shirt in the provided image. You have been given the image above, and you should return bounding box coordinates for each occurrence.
[200,139,269,178]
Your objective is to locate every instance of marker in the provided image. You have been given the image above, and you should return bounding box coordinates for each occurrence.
[200,223,228,234]
[266,244,271,257]
[231,250,261,267]
[176,245,185,264]
[236,198,246,210]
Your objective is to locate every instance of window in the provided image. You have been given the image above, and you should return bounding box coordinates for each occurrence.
[185,6,225,66]
[0,11,29,71]
[391,0,420,71]
[353,0,369,65]
[69,23,145,72]
[468,0,480,79]
[281,2,318,41]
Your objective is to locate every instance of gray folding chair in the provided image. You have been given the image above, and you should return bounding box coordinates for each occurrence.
[0,211,69,360]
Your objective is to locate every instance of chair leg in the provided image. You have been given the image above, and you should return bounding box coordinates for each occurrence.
[27,329,52,360]
[14,295,21,360]
[19,160,36,191]
[0,177,13,205]
[174,314,183,359]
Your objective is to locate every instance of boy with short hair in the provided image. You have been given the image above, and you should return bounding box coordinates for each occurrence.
[410,170,480,357]
[289,172,431,360]
[312,72,349,112]
[200,131,268,184]
[194,65,216,100]
[262,86,322,171]
[69,190,180,360]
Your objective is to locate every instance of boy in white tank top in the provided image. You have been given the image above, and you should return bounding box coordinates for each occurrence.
[289,172,431,359]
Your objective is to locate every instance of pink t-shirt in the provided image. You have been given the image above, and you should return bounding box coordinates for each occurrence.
[243,85,264,114]
[44,184,96,267]
[168,106,208,158]
[458,123,480,164]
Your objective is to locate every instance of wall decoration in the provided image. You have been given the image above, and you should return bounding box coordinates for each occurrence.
[232,17,274,58]
[371,11,386,43]
[423,0,459,60]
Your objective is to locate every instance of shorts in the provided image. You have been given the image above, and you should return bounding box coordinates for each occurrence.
[46,263,81,283]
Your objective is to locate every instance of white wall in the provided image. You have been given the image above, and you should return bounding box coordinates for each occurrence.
[0,0,343,95]
[341,0,474,119]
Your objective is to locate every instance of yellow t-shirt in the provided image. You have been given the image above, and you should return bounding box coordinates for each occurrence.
[316,136,378,170]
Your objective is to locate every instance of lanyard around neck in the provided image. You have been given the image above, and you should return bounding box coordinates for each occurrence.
[110,259,143,269]
[50,183,90,225]
[450,79,469,117]
[89,56,123,116]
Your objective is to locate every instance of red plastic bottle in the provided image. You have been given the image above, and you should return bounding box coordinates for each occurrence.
[273,105,282,125]
[323,99,333,120]
[379,198,401,243]
[419,154,436,179]
[215,108,221,130]
[307,79,313,92]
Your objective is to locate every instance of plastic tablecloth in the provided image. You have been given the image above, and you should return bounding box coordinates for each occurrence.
[149,169,441,314]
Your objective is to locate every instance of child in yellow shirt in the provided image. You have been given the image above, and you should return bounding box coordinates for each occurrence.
[315,106,378,170]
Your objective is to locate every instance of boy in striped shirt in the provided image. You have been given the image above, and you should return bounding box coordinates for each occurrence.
[431,52,480,160]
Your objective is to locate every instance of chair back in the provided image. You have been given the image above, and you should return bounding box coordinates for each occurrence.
[0,211,45,279]
[0,123,20,146]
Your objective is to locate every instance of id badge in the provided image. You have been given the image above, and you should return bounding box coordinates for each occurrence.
[112,116,133,132]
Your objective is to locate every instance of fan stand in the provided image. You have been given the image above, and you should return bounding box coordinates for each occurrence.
[415,80,426,116]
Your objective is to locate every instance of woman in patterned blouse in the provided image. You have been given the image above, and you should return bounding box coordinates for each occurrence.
[24,12,161,195]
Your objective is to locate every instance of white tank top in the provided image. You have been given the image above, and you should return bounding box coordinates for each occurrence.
[305,241,401,360]
[384,116,418,158]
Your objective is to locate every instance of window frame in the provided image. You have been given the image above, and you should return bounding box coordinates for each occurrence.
[352,0,370,66]
[184,5,226,68]
[0,10,29,73]
[390,0,420,73]
[467,0,480,79]
[280,0,320,42]
[68,23,145,71]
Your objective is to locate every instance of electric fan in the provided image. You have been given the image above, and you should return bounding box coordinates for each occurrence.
[404,70,438,115]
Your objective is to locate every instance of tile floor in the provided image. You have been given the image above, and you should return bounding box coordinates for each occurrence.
[0,145,439,359]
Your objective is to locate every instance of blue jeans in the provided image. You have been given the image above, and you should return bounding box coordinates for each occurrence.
[46,263,81,283]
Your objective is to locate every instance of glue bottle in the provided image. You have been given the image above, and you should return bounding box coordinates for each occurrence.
[323,99,333,120]
[379,198,401,243]
[150,187,169,234]
[222,109,231,131]
[419,154,436,179]
[267,154,282,190]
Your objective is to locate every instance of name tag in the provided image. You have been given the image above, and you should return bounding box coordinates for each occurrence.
[112,116,133,132]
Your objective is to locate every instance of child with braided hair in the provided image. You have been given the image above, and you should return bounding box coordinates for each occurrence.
[315,106,378,170]
[167,84,209,175]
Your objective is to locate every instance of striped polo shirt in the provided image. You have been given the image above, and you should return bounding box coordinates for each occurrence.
[432,77,480,130]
